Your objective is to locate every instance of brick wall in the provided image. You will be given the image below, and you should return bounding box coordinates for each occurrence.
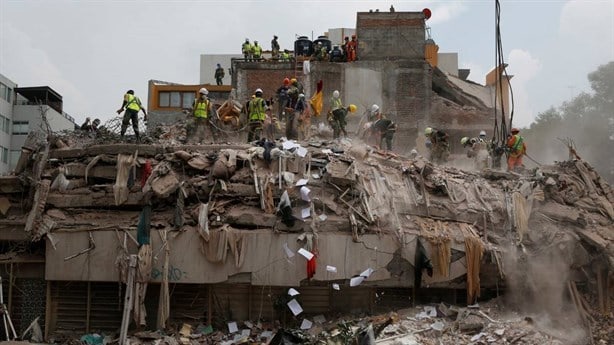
[356,12,426,61]
[234,61,296,104]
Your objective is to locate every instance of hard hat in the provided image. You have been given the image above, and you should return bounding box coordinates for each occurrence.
[93,119,100,125]
[86,117,91,121]
[255,88,263,94]
[511,127,520,133]
[332,90,340,98]
[274,35,278,39]
[479,130,487,137]
[298,93,305,98]
[199,88,209,95]
[425,127,433,136]
[371,104,379,113]
[460,137,469,145]
[127,90,134,95]
[290,78,297,84]
[348,104,357,113]
[245,38,249,41]
[283,78,290,85]
[254,41,258,44]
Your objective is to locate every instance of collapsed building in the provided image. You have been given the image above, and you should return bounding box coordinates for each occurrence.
[0,9,611,345]
[0,120,611,343]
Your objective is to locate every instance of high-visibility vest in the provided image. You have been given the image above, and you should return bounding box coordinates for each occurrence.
[242,42,252,53]
[509,134,525,156]
[125,94,141,111]
[252,45,262,57]
[249,97,266,121]
[193,99,209,118]
[330,97,342,111]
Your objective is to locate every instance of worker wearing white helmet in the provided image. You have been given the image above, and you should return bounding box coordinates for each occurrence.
[424,126,450,164]
[327,90,355,139]
[188,87,213,144]
[247,88,267,142]
[242,38,253,61]
[369,104,381,121]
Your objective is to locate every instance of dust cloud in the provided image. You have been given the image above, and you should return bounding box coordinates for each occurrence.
[502,236,588,344]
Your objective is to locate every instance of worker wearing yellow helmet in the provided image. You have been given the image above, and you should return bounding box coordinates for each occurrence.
[424,126,450,164]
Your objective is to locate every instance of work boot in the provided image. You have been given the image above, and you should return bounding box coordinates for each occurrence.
[135,132,141,143]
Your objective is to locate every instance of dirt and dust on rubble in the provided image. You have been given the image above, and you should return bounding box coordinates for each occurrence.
[6,107,613,345]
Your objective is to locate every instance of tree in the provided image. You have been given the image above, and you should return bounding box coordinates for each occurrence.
[523,61,614,183]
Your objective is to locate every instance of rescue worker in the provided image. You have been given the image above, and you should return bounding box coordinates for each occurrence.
[424,127,449,164]
[478,130,487,142]
[247,88,267,142]
[506,127,527,172]
[280,49,291,61]
[242,38,253,61]
[252,41,263,61]
[287,93,307,140]
[327,90,356,139]
[80,117,101,133]
[291,78,304,95]
[189,88,212,144]
[116,90,147,142]
[342,36,350,61]
[296,93,311,140]
[276,78,291,120]
[371,115,397,151]
[461,136,489,170]
[214,63,225,85]
[271,35,280,59]
[347,34,357,62]
[369,104,381,122]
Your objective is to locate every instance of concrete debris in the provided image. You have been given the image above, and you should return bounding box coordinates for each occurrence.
[1,123,613,345]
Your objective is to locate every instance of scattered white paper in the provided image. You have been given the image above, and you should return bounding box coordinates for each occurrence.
[350,276,365,287]
[283,141,299,150]
[300,319,313,330]
[494,329,505,336]
[313,315,326,324]
[431,321,445,331]
[243,321,253,329]
[260,331,272,339]
[425,306,437,317]
[241,329,251,337]
[227,321,238,333]
[318,214,328,221]
[321,149,333,154]
[296,178,309,186]
[312,173,320,179]
[301,207,311,219]
[360,268,374,278]
[470,332,486,342]
[332,283,340,290]
[326,265,337,273]
[287,299,303,316]
[288,288,300,296]
[283,243,295,258]
[300,186,311,201]
[297,248,314,260]
[467,303,480,309]
[296,146,308,157]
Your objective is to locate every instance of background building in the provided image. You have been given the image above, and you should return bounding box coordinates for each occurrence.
[0,74,76,174]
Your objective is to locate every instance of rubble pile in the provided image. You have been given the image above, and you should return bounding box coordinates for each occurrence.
[1,125,612,344]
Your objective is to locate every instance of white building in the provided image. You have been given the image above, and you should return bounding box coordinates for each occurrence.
[0,74,77,174]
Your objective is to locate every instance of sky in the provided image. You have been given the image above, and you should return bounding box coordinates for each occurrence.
[1,0,613,128]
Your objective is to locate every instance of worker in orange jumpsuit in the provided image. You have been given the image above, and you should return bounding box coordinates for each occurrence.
[506,127,527,171]
[347,34,357,62]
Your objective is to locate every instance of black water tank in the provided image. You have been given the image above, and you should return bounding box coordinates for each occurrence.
[313,35,332,53]
[294,36,313,56]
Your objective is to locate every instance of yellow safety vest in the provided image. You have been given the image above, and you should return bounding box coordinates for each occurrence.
[331,97,342,111]
[249,97,266,121]
[242,42,252,53]
[125,94,141,111]
[253,45,262,57]
[193,99,209,118]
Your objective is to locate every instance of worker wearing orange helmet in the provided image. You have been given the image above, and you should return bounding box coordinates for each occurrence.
[276,78,291,120]
[506,128,527,171]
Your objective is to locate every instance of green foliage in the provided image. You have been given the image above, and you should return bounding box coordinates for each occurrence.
[523,61,614,182]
